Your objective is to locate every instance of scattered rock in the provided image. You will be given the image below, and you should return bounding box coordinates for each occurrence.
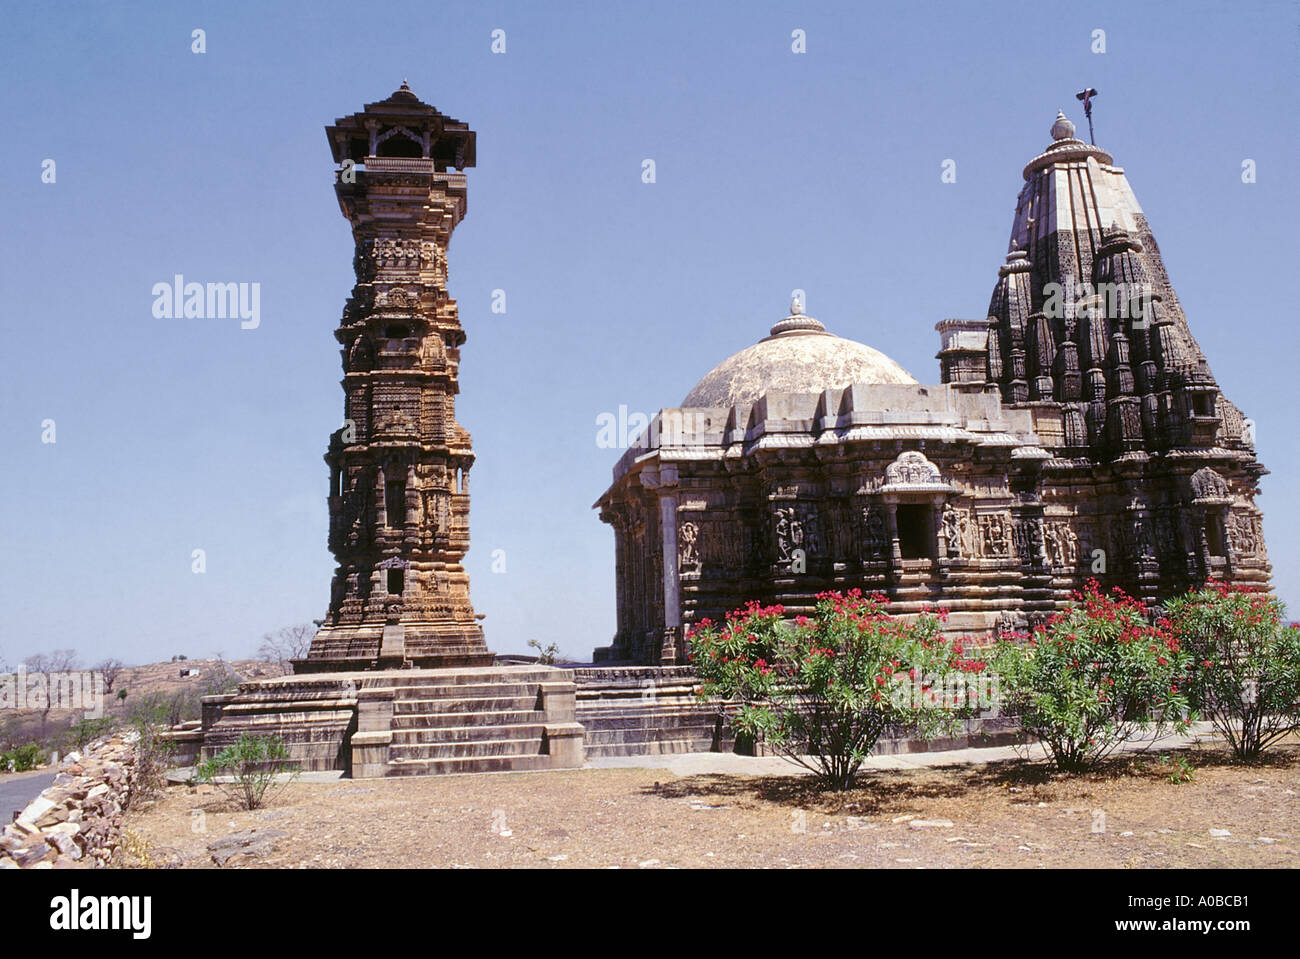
[1209,829,1232,839]
[908,819,954,830]
[207,829,290,867]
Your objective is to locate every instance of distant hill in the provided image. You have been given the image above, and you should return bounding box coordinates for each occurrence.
[1,658,289,751]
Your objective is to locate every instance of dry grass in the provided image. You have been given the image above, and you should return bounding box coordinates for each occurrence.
[120,743,1300,869]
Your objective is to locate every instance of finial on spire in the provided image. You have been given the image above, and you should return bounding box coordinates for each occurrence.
[791,294,804,315]
[1075,87,1098,144]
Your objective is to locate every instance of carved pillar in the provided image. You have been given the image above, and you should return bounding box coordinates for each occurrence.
[659,490,680,664]
[884,497,902,568]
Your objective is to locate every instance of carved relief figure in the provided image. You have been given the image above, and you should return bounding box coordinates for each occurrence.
[678,520,702,575]
[979,513,1011,557]
[943,504,978,558]
[1044,522,1079,566]
[1228,512,1261,557]
[861,504,887,558]
[1013,518,1044,564]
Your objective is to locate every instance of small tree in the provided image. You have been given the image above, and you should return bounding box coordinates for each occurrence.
[527,639,562,665]
[127,694,177,804]
[1164,583,1300,762]
[22,649,81,739]
[95,659,125,694]
[197,734,298,810]
[258,624,314,672]
[993,580,1195,773]
[690,591,985,790]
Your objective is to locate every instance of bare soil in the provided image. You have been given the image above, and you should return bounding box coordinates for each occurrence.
[120,743,1300,869]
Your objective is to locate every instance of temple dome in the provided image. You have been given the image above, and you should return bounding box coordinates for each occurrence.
[681,299,917,407]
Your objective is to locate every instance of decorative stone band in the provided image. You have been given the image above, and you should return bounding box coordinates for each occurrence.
[0,732,139,869]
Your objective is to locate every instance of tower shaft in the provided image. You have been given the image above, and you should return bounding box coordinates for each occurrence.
[299,84,491,672]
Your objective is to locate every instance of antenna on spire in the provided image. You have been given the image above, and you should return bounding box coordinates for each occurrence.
[1075,88,1099,144]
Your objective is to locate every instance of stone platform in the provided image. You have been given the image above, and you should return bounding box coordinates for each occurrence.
[192,664,1024,778]
[199,666,584,778]
[573,666,736,757]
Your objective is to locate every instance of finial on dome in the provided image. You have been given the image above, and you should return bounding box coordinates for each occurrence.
[400,77,411,91]
[768,297,826,337]
[1051,110,1076,141]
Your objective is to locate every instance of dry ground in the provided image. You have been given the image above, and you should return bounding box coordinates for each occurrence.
[120,743,1300,869]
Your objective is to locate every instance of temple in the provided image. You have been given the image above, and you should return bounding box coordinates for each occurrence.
[594,109,1270,665]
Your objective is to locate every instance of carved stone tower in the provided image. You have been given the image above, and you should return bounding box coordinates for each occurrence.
[299,83,493,672]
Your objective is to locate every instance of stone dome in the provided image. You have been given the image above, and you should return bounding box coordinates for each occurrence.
[681,299,917,408]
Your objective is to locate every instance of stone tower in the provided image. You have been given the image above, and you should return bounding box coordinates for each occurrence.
[299,83,493,672]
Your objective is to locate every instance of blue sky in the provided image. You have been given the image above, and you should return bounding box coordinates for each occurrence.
[2,0,1296,666]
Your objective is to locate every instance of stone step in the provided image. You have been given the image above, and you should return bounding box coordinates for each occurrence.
[583,740,707,758]
[577,696,722,712]
[391,709,544,729]
[384,754,556,776]
[380,668,562,687]
[391,723,547,744]
[394,695,542,715]
[390,682,545,700]
[582,725,719,746]
[388,737,545,760]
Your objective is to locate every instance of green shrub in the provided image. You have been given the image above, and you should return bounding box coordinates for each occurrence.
[66,717,118,751]
[993,580,1196,773]
[196,734,298,810]
[1160,753,1197,784]
[690,591,985,790]
[2,743,46,773]
[1164,583,1300,761]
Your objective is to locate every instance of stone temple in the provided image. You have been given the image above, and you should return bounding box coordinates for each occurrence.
[593,109,1270,665]
[188,95,1272,775]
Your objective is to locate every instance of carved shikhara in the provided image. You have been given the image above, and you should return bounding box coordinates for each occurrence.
[595,114,1271,667]
[300,86,491,671]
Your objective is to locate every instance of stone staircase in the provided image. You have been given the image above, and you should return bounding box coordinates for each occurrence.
[212,665,589,779]
[384,670,561,775]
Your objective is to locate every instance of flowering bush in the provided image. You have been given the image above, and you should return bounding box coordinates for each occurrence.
[1163,583,1300,761]
[993,580,1195,773]
[688,591,984,790]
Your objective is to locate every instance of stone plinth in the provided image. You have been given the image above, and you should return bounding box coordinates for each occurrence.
[200,665,584,778]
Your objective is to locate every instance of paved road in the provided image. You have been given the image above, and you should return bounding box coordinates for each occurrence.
[0,770,57,821]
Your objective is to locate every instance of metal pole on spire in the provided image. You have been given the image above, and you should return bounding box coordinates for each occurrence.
[1075,87,1098,144]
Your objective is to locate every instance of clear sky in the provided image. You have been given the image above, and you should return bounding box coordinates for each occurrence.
[2,0,1296,666]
